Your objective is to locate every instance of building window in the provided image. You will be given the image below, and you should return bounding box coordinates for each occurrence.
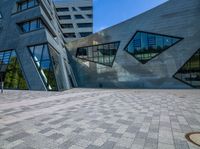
[77,23,92,28]
[28,44,58,91]
[124,31,183,64]
[56,7,69,12]
[80,32,92,37]
[76,41,120,67]
[0,12,2,19]
[74,15,84,19]
[61,23,73,29]
[87,14,93,19]
[18,18,44,33]
[58,15,71,20]
[63,33,76,38]
[0,50,28,90]
[17,0,38,12]
[174,49,200,88]
[72,7,77,11]
[79,6,92,11]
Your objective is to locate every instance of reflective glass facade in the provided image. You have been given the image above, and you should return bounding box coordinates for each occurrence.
[48,45,65,90]
[0,50,28,89]
[28,44,58,91]
[76,41,120,67]
[125,31,183,64]
[19,19,44,33]
[17,0,38,12]
[174,49,200,88]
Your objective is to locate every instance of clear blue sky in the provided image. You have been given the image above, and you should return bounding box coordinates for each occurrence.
[54,0,168,32]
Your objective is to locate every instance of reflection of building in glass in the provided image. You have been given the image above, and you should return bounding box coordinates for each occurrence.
[0,50,27,90]
[124,31,183,64]
[174,49,200,88]
[76,42,120,67]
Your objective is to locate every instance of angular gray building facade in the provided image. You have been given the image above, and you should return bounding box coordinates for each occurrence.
[0,0,77,91]
[67,0,200,89]
[0,0,200,91]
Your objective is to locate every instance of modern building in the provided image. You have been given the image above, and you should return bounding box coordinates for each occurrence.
[55,0,93,42]
[66,0,200,89]
[0,0,77,91]
[0,0,200,91]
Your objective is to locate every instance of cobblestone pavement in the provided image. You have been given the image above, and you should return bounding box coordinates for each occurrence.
[0,89,200,149]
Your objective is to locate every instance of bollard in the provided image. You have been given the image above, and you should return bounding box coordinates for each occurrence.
[1,82,3,93]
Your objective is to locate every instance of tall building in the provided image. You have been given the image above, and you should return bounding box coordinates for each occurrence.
[0,0,199,91]
[55,0,93,42]
[0,0,77,91]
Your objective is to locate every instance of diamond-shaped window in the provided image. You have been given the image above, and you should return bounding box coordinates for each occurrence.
[124,31,183,64]
[174,49,200,88]
[76,41,120,67]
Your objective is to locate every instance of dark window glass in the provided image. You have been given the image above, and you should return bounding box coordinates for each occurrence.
[61,24,73,29]
[72,7,77,11]
[28,44,58,91]
[80,32,92,37]
[19,18,44,33]
[58,15,71,20]
[49,46,65,90]
[28,0,35,8]
[17,0,38,12]
[74,15,84,19]
[87,14,93,19]
[79,6,92,11]
[63,33,76,38]
[56,7,69,12]
[174,49,200,88]
[77,23,92,28]
[76,41,120,67]
[0,50,28,90]
[124,31,183,64]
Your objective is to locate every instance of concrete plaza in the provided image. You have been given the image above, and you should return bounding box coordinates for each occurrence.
[0,89,200,149]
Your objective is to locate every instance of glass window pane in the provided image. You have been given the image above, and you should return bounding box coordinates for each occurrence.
[22,22,29,32]
[76,41,120,66]
[21,2,27,10]
[33,45,43,61]
[28,0,34,8]
[40,60,50,69]
[125,31,182,64]
[1,50,28,90]
[41,45,50,60]
[30,20,37,31]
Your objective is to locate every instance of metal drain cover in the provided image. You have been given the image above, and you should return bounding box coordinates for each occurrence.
[185,132,200,147]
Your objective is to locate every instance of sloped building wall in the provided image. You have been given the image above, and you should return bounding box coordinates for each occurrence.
[67,0,200,88]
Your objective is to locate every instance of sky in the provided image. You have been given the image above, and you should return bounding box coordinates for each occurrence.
[54,0,168,33]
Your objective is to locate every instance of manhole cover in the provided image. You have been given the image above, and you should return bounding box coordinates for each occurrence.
[185,132,200,147]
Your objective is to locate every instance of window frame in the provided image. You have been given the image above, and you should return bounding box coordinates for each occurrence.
[124,30,184,64]
[173,48,200,88]
[76,41,120,67]
[18,18,45,33]
[17,0,39,12]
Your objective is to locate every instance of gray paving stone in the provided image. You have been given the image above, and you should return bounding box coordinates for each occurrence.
[48,133,64,140]
[6,132,29,142]
[100,141,116,149]
[39,127,53,134]
[0,89,199,149]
